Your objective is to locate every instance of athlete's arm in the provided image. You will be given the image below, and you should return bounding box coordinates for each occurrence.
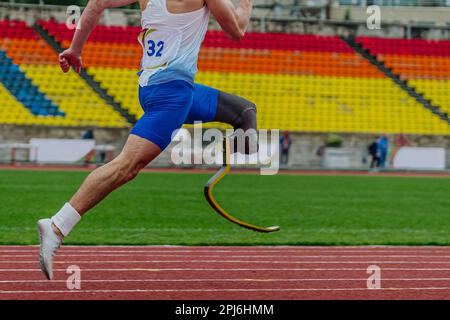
[205,0,253,41]
[59,0,138,73]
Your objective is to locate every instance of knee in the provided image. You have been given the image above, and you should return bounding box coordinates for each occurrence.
[235,101,257,130]
[240,102,256,122]
[115,159,145,184]
[242,100,256,116]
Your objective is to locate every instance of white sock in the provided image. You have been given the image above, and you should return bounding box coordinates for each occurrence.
[51,202,81,237]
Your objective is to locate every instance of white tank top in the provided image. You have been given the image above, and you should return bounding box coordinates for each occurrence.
[138,0,210,87]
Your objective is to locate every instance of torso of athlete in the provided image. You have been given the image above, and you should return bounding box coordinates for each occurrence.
[136,0,209,87]
[130,0,222,151]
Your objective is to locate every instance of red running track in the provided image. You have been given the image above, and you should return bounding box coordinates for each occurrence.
[1,246,450,300]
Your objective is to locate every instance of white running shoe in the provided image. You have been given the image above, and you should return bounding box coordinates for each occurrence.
[37,218,62,280]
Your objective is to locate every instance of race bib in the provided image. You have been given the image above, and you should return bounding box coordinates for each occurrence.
[138,26,182,71]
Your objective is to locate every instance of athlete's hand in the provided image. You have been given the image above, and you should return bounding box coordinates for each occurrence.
[59,48,82,73]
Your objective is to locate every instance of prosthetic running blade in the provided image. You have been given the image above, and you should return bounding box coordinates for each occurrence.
[204,137,280,233]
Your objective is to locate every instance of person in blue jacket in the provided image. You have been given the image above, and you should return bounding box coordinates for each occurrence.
[377,135,389,168]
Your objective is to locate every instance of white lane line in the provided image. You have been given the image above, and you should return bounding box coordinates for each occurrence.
[2,245,447,248]
[2,278,450,284]
[3,260,450,265]
[1,287,450,294]
[4,267,450,272]
[4,254,450,259]
[3,247,445,250]
[2,252,450,258]
[2,249,450,254]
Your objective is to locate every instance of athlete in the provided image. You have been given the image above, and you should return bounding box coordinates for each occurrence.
[37,0,257,280]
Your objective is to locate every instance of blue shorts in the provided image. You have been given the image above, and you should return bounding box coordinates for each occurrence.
[130,80,219,150]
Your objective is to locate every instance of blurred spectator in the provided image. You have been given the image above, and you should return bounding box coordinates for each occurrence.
[368,137,380,169]
[279,131,292,165]
[82,128,94,140]
[377,135,389,168]
[316,143,326,158]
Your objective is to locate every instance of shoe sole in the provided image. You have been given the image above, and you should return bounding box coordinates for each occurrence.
[37,221,51,280]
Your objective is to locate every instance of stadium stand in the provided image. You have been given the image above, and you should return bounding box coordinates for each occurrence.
[0,20,128,127]
[357,37,450,119]
[0,18,448,134]
[39,20,450,134]
[0,50,64,117]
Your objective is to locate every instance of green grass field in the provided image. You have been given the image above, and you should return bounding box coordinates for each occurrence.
[0,169,449,245]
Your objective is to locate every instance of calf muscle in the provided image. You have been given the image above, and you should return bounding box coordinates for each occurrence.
[69,135,161,215]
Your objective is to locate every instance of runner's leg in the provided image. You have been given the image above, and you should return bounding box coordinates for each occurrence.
[187,84,258,153]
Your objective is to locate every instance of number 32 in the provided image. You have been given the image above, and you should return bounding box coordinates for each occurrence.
[147,40,164,57]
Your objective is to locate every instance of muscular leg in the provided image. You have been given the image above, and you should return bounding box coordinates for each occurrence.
[49,135,160,239]
[38,80,193,280]
[38,135,161,278]
[70,134,161,215]
[50,81,193,239]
